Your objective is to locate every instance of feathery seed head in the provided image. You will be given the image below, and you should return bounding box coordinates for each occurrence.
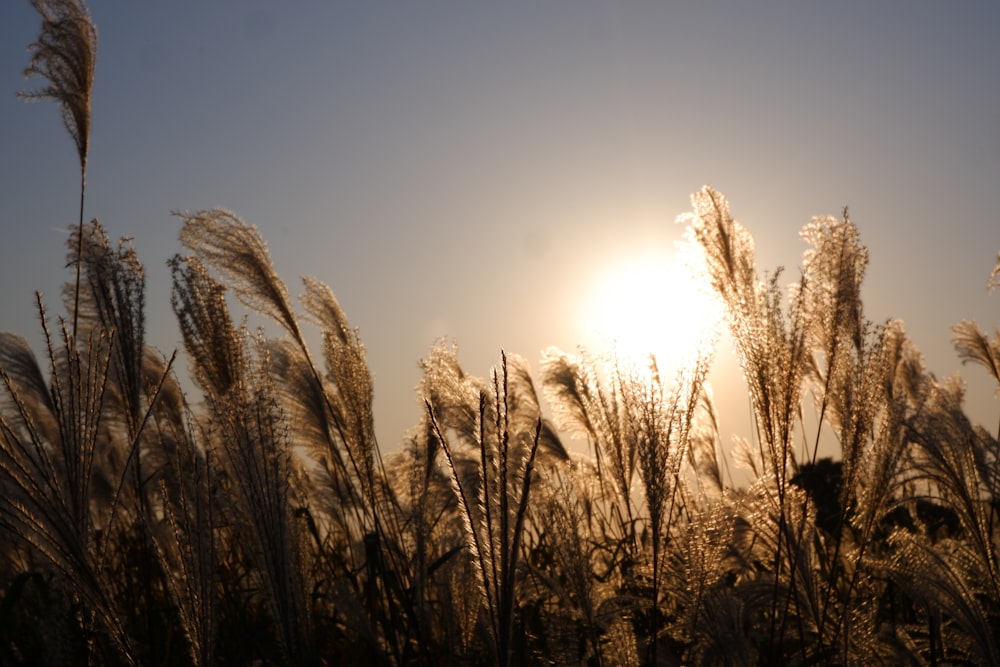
[176,208,300,339]
[20,0,97,173]
[952,320,1000,392]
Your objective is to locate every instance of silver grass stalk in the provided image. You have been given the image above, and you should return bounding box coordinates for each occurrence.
[153,447,217,667]
[816,321,914,654]
[140,349,217,662]
[172,245,307,659]
[952,320,1000,387]
[19,0,95,172]
[793,212,887,656]
[798,213,867,471]
[206,332,309,664]
[20,0,97,338]
[177,209,300,340]
[1,223,172,666]
[682,188,809,482]
[687,386,728,493]
[527,460,610,665]
[952,319,1000,438]
[175,213,423,660]
[888,531,999,664]
[176,210,383,528]
[0,304,137,663]
[682,187,814,658]
[540,348,640,548]
[675,502,740,656]
[169,255,244,398]
[426,350,544,667]
[427,401,496,647]
[635,353,712,665]
[73,222,147,436]
[906,376,1000,599]
[265,337,369,545]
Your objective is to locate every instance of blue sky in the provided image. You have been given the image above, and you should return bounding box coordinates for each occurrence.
[3,1,1000,450]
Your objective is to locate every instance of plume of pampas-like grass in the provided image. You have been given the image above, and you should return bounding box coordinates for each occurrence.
[952,320,1000,396]
[19,0,96,172]
[177,209,300,340]
[20,0,98,338]
[426,350,543,667]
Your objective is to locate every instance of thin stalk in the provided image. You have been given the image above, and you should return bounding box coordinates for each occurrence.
[428,401,499,659]
[72,170,86,338]
[98,350,177,570]
[502,419,542,667]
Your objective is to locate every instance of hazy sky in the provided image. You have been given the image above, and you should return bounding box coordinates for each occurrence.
[3,1,1000,452]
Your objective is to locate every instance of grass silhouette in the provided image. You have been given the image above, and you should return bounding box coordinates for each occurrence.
[4,3,1000,665]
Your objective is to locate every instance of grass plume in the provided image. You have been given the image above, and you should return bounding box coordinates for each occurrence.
[20,0,97,338]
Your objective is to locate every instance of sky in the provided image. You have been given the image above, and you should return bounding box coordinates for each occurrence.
[2,1,1000,456]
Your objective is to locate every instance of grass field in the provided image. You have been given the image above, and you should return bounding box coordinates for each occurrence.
[3,2,1000,665]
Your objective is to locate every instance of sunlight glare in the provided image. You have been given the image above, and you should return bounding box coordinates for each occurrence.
[579,247,722,372]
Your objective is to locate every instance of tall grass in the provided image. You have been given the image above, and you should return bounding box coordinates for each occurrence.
[5,4,1000,663]
[19,0,97,338]
[5,195,1000,665]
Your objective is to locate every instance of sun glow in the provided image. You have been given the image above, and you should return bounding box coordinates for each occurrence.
[579,247,722,372]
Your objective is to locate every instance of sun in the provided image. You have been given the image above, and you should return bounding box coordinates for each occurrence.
[578,246,722,372]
